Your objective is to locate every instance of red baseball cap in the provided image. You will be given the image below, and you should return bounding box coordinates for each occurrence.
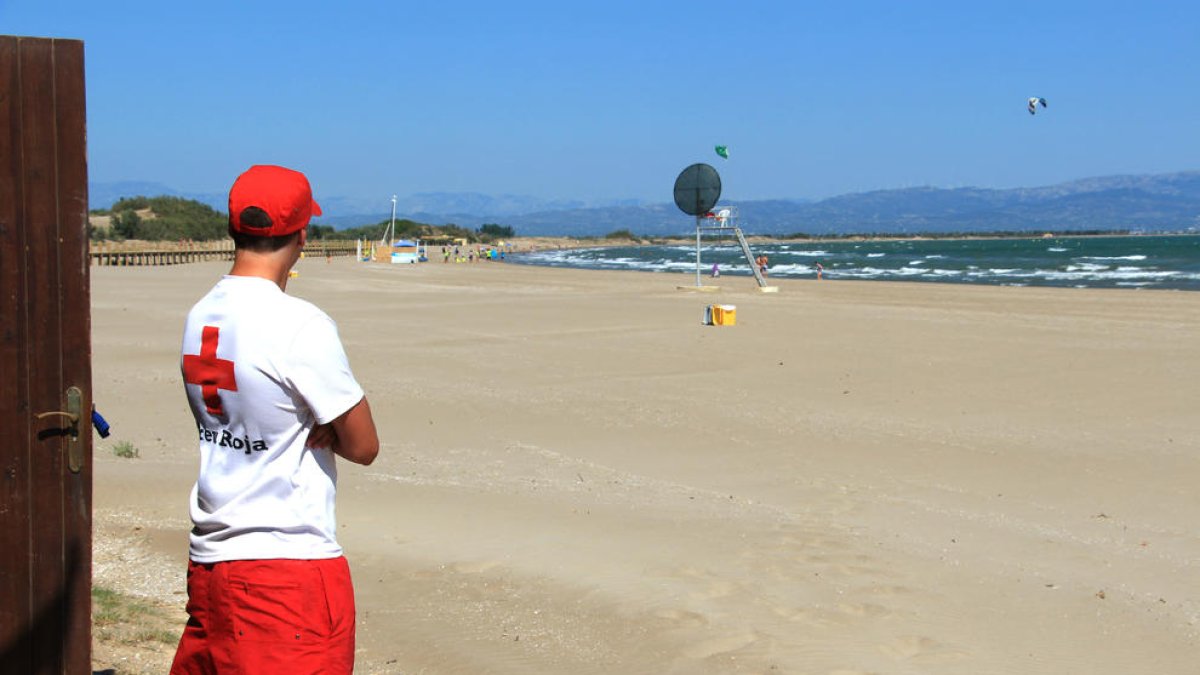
[228,165,323,237]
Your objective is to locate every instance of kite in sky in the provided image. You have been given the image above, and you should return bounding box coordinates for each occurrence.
[1027,97,1048,115]
[715,145,729,159]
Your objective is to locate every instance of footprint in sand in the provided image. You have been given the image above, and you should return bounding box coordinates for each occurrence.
[770,602,889,627]
[835,602,891,619]
[879,635,970,663]
[688,579,737,600]
[793,552,890,582]
[857,583,915,598]
[675,566,741,600]
[653,608,709,628]
[770,605,843,627]
[681,632,758,659]
[449,560,503,574]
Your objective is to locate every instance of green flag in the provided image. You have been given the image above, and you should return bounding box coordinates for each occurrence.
[715,145,729,159]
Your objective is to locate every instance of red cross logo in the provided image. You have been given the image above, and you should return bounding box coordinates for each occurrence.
[182,325,237,416]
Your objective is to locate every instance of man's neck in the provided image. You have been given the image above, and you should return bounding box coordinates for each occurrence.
[228,251,294,291]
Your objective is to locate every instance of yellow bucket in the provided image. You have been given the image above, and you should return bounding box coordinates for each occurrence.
[714,304,736,326]
[704,304,736,326]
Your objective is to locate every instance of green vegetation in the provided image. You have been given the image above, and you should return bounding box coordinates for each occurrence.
[335,218,441,242]
[604,229,639,240]
[479,223,515,239]
[89,195,518,243]
[336,219,511,244]
[112,441,139,459]
[307,223,339,239]
[93,586,179,646]
[92,196,227,241]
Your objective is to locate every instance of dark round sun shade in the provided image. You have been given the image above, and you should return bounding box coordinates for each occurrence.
[673,163,722,216]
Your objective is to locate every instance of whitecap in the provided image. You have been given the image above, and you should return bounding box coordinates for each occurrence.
[836,267,888,279]
[763,263,812,275]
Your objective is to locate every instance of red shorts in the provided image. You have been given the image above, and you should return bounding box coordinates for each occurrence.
[170,556,356,674]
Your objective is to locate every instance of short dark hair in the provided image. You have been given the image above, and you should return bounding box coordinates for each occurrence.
[229,224,302,252]
[228,205,301,251]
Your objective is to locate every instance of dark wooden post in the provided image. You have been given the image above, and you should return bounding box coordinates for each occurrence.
[0,35,93,674]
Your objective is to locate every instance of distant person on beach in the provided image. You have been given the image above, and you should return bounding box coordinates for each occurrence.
[711,262,720,278]
[173,165,379,675]
[757,255,769,277]
[816,262,823,280]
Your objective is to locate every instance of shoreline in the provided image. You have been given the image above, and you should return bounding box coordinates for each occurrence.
[510,230,1200,249]
[505,233,1200,292]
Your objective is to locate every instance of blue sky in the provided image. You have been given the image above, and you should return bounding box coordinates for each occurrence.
[4,1,1199,206]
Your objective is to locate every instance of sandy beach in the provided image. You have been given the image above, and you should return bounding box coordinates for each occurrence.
[90,255,1200,674]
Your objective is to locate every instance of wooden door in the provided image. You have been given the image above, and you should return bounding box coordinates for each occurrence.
[0,35,93,674]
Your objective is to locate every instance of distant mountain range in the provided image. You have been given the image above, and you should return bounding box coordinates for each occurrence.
[89,171,1200,237]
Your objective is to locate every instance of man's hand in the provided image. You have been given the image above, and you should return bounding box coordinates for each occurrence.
[306,423,338,451]
[304,399,378,465]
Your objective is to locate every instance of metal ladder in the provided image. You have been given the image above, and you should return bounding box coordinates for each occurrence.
[734,227,768,287]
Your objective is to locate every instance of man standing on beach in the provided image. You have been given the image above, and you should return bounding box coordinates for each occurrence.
[172,164,379,674]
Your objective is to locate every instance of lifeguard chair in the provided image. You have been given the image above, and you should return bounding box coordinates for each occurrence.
[673,163,775,291]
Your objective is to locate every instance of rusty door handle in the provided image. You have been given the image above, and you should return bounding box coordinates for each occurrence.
[33,386,84,472]
[35,410,80,423]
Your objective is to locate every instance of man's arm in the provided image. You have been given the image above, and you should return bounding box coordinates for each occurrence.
[330,396,379,465]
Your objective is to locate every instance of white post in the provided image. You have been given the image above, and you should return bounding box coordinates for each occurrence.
[695,215,702,286]
[388,195,397,245]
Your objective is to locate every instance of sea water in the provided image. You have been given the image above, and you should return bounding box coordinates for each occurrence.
[509,234,1200,291]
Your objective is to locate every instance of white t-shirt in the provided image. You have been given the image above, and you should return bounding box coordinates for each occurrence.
[180,275,364,563]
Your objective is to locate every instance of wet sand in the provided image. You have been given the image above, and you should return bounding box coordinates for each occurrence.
[91,256,1200,673]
